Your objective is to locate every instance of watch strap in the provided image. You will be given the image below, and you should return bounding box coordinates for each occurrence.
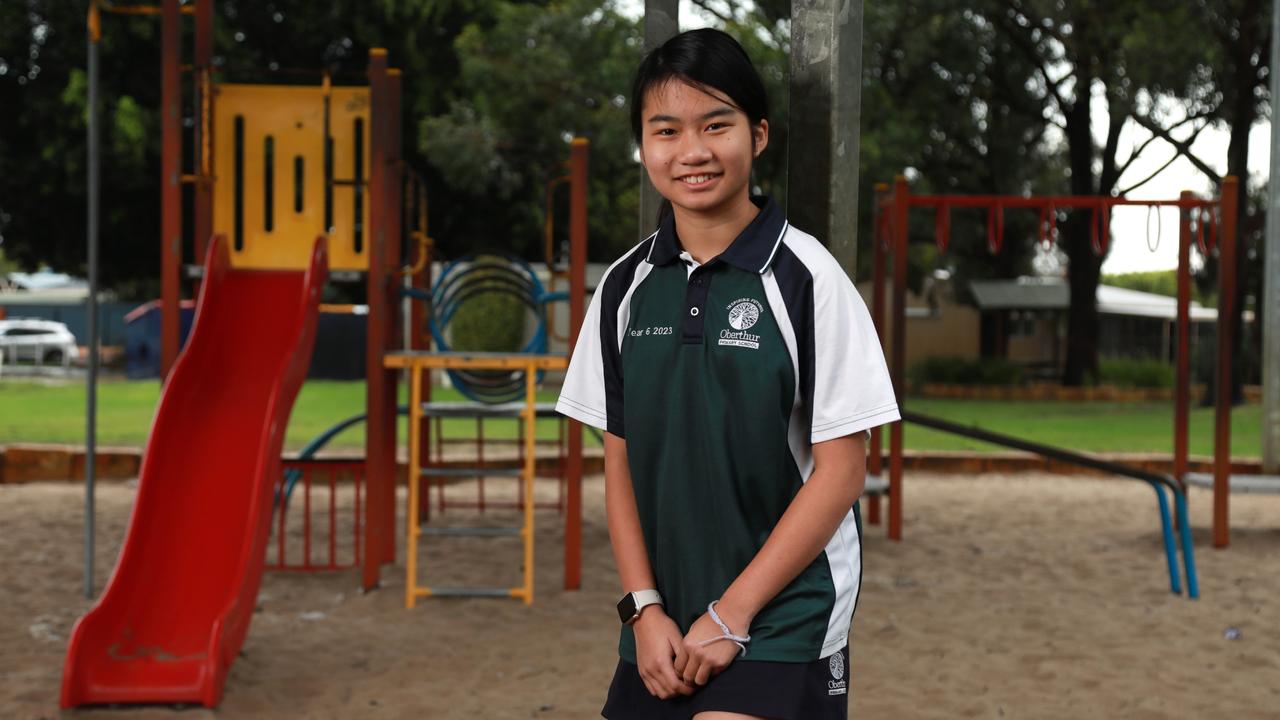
[631,589,663,613]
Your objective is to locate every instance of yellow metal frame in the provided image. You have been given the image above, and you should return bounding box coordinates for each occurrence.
[384,352,569,608]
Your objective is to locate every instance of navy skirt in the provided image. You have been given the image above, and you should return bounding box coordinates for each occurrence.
[601,648,850,720]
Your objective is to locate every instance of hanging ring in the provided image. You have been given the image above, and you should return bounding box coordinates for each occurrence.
[1146,204,1161,253]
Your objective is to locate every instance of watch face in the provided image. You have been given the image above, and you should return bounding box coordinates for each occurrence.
[617,593,638,624]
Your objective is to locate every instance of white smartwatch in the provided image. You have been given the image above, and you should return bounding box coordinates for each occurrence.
[617,589,664,625]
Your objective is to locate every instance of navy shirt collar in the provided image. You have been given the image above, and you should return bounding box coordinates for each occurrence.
[645,196,789,274]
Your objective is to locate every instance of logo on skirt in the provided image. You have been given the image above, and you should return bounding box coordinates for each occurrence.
[828,650,847,695]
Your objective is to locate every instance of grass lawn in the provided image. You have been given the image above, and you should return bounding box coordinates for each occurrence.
[0,378,1264,459]
[0,378,572,453]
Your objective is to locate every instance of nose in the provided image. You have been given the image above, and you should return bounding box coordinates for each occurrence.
[675,131,712,166]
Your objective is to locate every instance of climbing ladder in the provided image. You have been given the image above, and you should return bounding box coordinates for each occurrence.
[385,351,568,608]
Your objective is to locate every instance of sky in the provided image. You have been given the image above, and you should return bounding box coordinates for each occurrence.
[615,0,1274,276]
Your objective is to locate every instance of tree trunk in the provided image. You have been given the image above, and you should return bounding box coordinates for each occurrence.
[1207,0,1264,406]
[1060,63,1103,387]
[1062,212,1102,386]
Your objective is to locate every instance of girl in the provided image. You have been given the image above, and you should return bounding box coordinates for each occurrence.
[556,28,899,720]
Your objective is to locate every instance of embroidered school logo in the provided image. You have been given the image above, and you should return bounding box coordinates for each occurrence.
[719,298,763,350]
[727,299,761,330]
[828,651,847,696]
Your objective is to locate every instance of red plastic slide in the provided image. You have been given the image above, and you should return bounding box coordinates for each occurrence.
[61,235,328,708]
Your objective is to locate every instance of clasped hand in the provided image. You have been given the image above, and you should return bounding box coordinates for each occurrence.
[633,605,753,700]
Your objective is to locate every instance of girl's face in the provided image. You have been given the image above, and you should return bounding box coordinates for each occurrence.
[638,80,768,218]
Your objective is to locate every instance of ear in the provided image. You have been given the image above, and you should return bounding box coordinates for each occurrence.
[637,144,647,168]
[752,119,770,158]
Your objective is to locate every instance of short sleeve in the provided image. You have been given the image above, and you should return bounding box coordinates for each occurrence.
[556,238,653,438]
[555,286,616,434]
[809,262,900,444]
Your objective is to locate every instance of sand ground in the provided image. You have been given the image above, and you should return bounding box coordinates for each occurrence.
[2,472,1278,719]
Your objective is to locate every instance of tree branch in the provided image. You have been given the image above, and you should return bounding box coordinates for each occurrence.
[1116,152,1181,196]
[1114,106,1215,178]
[1132,113,1223,186]
[998,1,1071,113]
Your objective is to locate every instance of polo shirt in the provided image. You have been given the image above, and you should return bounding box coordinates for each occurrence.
[556,196,900,663]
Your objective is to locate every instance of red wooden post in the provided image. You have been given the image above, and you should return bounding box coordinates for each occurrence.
[329,466,338,568]
[868,183,888,527]
[564,138,589,589]
[1213,177,1239,548]
[888,176,909,541]
[362,48,397,589]
[1174,192,1193,484]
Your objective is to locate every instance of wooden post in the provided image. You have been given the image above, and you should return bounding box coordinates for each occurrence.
[868,183,888,526]
[888,176,909,540]
[1213,177,1239,548]
[363,48,395,590]
[565,138,589,590]
[1174,192,1193,484]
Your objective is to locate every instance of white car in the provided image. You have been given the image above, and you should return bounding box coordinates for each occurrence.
[0,318,78,367]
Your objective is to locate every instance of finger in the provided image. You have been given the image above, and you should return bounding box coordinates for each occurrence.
[660,661,693,696]
[695,661,713,687]
[672,638,689,676]
[681,653,701,685]
[638,667,655,697]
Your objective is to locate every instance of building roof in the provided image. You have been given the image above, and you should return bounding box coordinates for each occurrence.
[969,278,1218,321]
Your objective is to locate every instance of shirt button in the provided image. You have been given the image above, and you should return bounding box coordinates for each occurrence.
[690,307,700,317]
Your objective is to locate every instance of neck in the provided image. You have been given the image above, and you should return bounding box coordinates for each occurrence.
[672,193,760,264]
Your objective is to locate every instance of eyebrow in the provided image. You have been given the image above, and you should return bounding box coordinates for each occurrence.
[646,107,737,124]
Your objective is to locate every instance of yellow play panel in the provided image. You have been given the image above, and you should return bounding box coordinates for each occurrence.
[212,83,371,270]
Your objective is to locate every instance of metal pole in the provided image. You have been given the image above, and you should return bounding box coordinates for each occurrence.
[638,0,678,238]
[788,0,864,277]
[192,0,213,262]
[1263,0,1280,473]
[159,0,181,379]
[84,1,101,600]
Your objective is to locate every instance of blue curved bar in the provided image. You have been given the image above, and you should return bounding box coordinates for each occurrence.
[1174,490,1199,599]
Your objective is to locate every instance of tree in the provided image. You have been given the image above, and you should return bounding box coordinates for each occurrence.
[861,1,1059,299]
[988,0,1238,386]
[0,0,552,297]
[1131,0,1270,401]
[419,0,643,263]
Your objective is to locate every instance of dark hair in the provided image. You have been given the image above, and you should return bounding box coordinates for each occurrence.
[629,28,769,146]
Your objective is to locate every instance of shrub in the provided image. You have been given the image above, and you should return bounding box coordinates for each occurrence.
[1098,357,1174,388]
[907,356,1024,387]
[448,290,528,352]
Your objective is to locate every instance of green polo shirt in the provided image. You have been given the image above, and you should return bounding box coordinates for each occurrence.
[557,197,899,663]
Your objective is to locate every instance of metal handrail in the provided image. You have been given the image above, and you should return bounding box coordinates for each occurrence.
[901,410,1199,599]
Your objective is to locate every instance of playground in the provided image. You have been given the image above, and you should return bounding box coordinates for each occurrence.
[4,474,1280,718]
[2,0,1279,717]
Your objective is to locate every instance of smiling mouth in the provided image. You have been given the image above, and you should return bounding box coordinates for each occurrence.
[678,173,721,186]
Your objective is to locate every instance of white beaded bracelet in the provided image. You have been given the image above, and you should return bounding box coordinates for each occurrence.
[696,600,751,657]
